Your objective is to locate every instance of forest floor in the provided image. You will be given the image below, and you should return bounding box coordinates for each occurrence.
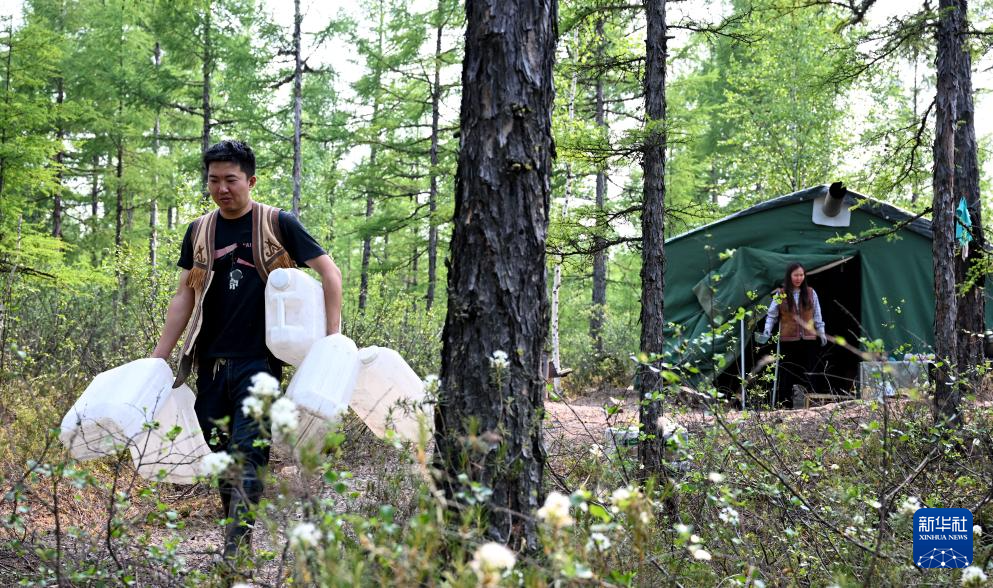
[0,389,939,585]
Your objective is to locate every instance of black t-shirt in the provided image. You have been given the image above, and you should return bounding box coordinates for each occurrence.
[178,209,326,360]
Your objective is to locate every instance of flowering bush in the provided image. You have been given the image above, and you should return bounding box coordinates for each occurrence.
[199,451,233,477]
[470,542,516,587]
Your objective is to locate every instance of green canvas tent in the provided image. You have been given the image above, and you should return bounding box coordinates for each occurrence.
[662,184,989,397]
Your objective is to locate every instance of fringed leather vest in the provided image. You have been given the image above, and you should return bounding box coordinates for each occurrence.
[777,288,817,342]
[174,201,295,387]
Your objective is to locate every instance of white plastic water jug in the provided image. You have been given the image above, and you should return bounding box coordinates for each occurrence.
[60,358,174,460]
[130,384,212,484]
[350,347,433,444]
[286,333,360,451]
[265,267,326,366]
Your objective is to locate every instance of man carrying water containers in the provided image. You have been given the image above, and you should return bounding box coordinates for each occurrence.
[151,140,343,559]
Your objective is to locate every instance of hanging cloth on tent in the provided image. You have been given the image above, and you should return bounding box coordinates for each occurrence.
[956,197,973,260]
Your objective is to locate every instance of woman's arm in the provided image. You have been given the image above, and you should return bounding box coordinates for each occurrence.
[763,293,781,336]
[811,289,826,344]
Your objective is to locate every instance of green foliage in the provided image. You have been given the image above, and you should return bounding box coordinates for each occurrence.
[343,273,443,378]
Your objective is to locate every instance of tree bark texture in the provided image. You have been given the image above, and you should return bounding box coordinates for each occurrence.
[590,17,607,357]
[638,0,667,477]
[435,0,556,551]
[291,0,303,218]
[932,0,961,422]
[952,0,985,375]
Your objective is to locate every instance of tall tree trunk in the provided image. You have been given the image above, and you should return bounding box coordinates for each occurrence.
[200,3,212,200]
[91,155,100,217]
[551,52,578,397]
[590,17,608,357]
[953,0,985,376]
[425,0,444,312]
[435,0,556,550]
[638,0,667,478]
[358,144,376,311]
[0,24,12,203]
[53,76,65,238]
[910,47,922,206]
[150,42,161,288]
[115,146,124,251]
[168,205,176,230]
[932,0,961,423]
[115,137,129,309]
[359,0,385,312]
[291,0,303,217]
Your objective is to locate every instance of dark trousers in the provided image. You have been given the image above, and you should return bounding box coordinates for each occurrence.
[195,356,282,554]
[777,339,817,408]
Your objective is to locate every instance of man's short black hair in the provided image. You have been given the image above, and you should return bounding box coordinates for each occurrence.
[203,140,256,178]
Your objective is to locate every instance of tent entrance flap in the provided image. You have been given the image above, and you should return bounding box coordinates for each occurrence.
[691,247,849,323]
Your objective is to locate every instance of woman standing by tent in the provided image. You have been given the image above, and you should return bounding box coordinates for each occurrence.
[762,262,828,408]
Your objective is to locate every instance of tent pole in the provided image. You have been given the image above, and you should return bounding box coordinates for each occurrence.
[740,318,746,409]
[772,335,781,408]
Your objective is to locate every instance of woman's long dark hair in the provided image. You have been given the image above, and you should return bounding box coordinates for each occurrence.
[782,262,812,313]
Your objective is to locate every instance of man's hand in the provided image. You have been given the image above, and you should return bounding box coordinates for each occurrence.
[305,254,343,335]
[818,332,828,347]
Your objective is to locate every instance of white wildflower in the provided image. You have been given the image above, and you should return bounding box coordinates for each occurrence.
[270,397,300,437]
[248,372,280,398]
[830,463,840,470]
[674,523,690,535]
[586,532,612,551]
[470,542,516,587]
[868,499,882,510]
[242,395,265,419]
[489,350,510,370]
[289,522,321,550]
[754,581,766,588]
[610,486,634,506]
[536,491,573,529]
[199,451,233,477]
[690,534,702,544]
[844,526,858,537]
[718,506,740,526]
[231,584,252,588]
[974,525,983,537]
[898,496,922,516]
[691,547,712,561]
[708,472,725,483]
[962,565,988,587]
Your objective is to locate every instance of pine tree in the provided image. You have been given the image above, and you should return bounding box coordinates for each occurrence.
[436,0,557,550]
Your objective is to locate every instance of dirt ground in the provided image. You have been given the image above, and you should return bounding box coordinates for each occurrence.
[1,390,936,585]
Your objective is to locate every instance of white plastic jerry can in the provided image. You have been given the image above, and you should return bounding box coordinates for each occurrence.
[286,333,360,452]
[265,267,327,367]
[130,384,212,485]
[60,358,174,460]
[351,346,434,444]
